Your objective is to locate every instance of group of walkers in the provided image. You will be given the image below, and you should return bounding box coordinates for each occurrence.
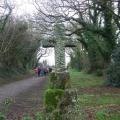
[34,66,52,77]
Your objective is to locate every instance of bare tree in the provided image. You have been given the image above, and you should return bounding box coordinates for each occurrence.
[37,47,52,62]
[0,0,13,32]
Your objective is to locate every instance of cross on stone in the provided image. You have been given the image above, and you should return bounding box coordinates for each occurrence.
[42,23,76,72]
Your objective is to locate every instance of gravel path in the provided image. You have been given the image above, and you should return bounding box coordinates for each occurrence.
[0,76,47,119]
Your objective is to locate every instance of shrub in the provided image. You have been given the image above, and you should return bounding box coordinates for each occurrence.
[95,69,103,76]
[106,44,120,87]
[35,112,42,120]
[0,112,6,120]
[61,102,87,120]
[44,89,64,112]
[22,116,32,120]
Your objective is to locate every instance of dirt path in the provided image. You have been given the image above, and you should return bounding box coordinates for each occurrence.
[0,76,48,120]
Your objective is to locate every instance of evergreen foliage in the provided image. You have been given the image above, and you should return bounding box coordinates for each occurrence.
[44,89,64,112]
[70,47,82,71]
[0,19,40,78]
[0,112,6,120]
[106,44,120,87]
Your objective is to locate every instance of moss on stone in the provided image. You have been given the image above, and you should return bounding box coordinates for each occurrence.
[49,72,71,89]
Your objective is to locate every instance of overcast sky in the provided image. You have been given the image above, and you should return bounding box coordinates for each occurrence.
[10,0,70,66]
[10,0,36,16]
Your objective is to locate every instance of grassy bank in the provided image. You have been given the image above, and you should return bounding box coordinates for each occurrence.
[0,70,34,86]
[70,69,120,120]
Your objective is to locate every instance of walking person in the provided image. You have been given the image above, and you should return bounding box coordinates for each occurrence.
[34,67,38,77]
[38,67,41,77]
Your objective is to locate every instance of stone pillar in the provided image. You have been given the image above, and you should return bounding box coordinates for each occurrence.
[55,39,65,72]
[49,71,71,89]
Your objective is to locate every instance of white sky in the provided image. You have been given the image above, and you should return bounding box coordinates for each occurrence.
[40,48,70,66]
[10,0,70,66]
[10,0,36,16]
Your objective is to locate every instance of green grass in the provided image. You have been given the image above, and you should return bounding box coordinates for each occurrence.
[95,109,120,120]
[70,69,120,120]
[78,94,120,107]
[0,70,34,86]
[70,69,104,88]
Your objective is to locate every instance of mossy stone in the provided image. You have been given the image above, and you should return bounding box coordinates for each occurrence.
[49,71,71,89]
[44,89,64,112]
